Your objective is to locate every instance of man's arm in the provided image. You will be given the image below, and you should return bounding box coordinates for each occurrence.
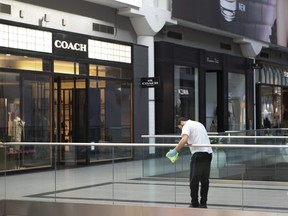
[175,134,189,152]
[166,134,189,162]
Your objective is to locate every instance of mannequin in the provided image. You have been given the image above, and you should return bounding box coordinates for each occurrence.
[12,116,25,142]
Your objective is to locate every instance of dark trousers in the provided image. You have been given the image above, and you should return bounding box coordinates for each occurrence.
[189,152,212,206]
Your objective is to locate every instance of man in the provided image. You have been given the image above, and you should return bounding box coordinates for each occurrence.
[166,117,213,208]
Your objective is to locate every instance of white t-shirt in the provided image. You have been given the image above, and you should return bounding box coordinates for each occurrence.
[181,120,213,155]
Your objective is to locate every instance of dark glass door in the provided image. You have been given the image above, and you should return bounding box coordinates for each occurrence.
[54,77,88,163]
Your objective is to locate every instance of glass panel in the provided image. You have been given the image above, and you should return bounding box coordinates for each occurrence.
[5,145,55,204]
[22,75,50,142]
[282,88,288,128]
[21,75,51,168]
[54,60,79,74]
[206,72,218,132]
[228,73,246,131]
[261,86,282,129]
[0,54,43,71]
[89,64,132,79]
[174,65,199,132]
[53,78,88,164]
[142,135,288,211]
[2,140,288,212]
[0,72,20,144]
[284,69,288,86]
[89,79,132,162]
[55,144,114,204]
[89,64,97,76]
[0,72,51,171]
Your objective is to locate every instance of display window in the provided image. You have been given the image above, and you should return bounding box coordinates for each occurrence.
[260,85,282,129]
[206,72,218,132]
[0,71,51,170]
[174,65,199,132]
[257,64,288,129]
[228,73,246,131]
[89,78,132,162]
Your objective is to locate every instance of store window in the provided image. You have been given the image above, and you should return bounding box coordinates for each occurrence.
[257,65,288,128]
[0,54,43,71]
[228,73,246,131]
[22,75,50,142]
[89,79,132,161]
[54,60,79,74]
[261,86,282,128]
[89,65,131,79]
[260,65,288,85]
[206,72,217,132]
[0,72,20,142]
[54,60,88,75]
[174,65,199,131]
[0,72,51,170]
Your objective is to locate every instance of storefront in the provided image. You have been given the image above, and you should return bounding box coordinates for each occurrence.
[0,20,146,172]
[256,63,288,129]
[155,41,254,134]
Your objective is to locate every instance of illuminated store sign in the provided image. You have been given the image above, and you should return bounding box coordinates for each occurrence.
[54,40,87,52]
[53,33,88,58]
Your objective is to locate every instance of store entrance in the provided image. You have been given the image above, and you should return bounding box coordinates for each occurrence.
[206,70,246,132]
[205,71,218,132]
[54,76,88,163]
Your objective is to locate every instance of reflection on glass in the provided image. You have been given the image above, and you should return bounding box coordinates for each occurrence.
[89,64,132,79]
[261,86,282,129]
[0,72,51,171]
[174,65,199,133]
[228,73,246,131]
[89,79,132,162]
[206,72,218,132]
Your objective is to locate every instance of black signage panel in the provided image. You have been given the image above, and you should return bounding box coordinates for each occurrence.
[252,63,263,70]
[141,77,160,88]
[53,33,88,58]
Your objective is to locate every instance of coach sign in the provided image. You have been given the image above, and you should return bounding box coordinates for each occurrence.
[141,77,160,88]
[53,33,88,58]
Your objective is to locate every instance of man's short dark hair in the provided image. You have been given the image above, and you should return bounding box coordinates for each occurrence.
[177,117,189,125]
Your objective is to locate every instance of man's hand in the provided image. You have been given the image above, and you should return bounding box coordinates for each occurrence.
[166,149,179,163]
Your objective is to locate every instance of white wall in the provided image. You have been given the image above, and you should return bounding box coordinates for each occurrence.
[0,0,137,43]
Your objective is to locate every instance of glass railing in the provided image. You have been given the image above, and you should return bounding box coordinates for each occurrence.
[0,136,288,214]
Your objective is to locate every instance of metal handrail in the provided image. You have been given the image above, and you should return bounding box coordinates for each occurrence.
[142,134,288,138]
[2,142,288,148]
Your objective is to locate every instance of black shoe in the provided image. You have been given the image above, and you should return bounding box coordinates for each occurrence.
[189,204,199,208]
[199,204,207,208]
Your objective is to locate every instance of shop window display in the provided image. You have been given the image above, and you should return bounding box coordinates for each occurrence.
[261,86,282,129]
[0,72,51,170]
[174,65,199,132]
[257,65,288,129]
[228,73,246,131]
